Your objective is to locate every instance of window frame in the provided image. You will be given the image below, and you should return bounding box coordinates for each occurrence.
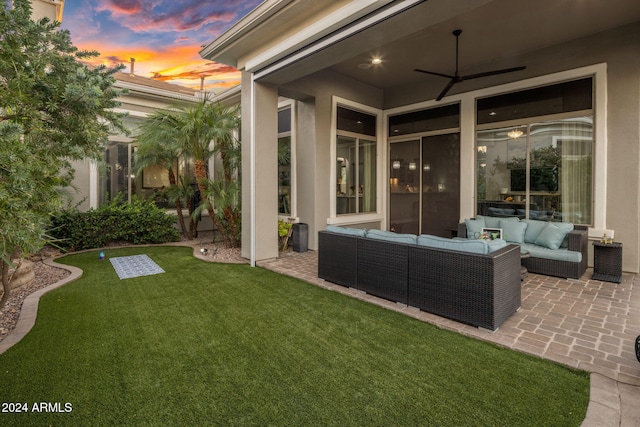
[328,97,383,225]
[277,100,296,220]
[462,63,608,236]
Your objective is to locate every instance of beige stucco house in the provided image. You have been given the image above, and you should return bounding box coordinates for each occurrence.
[29,0,64,22]
[200,0,640,272]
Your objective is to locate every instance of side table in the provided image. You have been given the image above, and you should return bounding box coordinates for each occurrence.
[592,241,622,283]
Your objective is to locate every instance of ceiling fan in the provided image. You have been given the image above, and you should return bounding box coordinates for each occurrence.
[414,29,526,101]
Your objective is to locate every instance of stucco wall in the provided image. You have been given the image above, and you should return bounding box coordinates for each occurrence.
[68,160,92,211]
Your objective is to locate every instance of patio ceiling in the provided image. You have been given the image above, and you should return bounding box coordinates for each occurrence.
[254,0,640,97]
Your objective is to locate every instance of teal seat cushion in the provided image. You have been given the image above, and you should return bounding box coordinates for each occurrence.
[535,222,574,250]
[464,217,485,239]
[486,239,508,253]
[367,229,417,244]
[417,234,489,254]
[477,215,518,229]
[523,219,549,243]
[520,243,582,263]
[500,219,527,243]
[325,225,366,237]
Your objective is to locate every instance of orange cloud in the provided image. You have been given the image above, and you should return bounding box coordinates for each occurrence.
[73,38,242,92]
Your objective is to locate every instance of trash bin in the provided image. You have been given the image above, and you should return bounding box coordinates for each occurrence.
[292,223,308,252]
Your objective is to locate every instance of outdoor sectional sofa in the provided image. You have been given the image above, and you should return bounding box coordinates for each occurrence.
[318,227,522,331]
[457,215,588,279]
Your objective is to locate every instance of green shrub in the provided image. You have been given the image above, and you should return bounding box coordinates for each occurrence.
[50,196,179,251]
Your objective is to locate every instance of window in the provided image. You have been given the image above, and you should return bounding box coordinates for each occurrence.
[336,106,377,215]
[100,116,195,208]
[278,105,294,216]
[388,103,460,137]
[476,78,593,224]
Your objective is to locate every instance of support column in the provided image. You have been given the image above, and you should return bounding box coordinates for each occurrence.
[241,73,279,264]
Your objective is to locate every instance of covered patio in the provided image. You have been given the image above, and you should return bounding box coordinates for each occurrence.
[259,249,640,424]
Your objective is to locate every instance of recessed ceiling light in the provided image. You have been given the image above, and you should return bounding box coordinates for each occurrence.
[358,63,372,69]
[371,58,382,65]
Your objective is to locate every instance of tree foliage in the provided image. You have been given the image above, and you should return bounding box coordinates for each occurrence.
[134,99,241,248]
[0,0,126,307]
[132,124,193,238]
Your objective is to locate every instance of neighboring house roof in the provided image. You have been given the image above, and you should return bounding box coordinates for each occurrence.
[115,72,198,98]
[113,72,202,117]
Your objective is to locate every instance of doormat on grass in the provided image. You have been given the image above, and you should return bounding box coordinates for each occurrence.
[109,254,165,280]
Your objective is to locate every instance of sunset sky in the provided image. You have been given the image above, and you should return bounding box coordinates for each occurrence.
[61,0,263,92]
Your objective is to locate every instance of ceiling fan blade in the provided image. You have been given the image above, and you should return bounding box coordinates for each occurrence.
[461,66,527,81]
[414,68,456,80]
[436,79,457,101]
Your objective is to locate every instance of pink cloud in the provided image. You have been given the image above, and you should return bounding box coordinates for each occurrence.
[104,0,143,15]
[96,0,237,35]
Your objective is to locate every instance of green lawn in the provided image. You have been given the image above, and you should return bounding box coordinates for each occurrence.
[0,246,589,426]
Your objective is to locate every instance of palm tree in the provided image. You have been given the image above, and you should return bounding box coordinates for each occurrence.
[176,99,241,247]
[133,113,189,238]
[135,99,241,247]
[163,176,197,239]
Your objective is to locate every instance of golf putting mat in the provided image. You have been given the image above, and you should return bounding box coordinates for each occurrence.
[109,254,165,280]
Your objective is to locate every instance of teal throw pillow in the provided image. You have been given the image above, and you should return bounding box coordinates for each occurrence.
[464,218,485,239]
[499,219,527,243]
[535,222,573,250]
[523,219,549,243]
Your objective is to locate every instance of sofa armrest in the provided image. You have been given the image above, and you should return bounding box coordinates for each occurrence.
[567,226,588,253]
[457,222,468,238]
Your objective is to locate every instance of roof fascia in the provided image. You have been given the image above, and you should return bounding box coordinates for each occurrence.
[211,84,242,105]
[115,80,201,104]
[199,0,295,66]
[250,0,425,79]
[244,0,397,73]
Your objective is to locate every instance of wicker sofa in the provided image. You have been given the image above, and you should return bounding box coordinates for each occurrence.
[318,229,522,331]
[457,216,588,279]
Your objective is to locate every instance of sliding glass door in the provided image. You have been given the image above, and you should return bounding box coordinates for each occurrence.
[388,133,460,237]
[389,140,420,234]
[422,134,460,236]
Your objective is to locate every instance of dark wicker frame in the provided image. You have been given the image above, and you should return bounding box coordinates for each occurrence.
[457,223,588,279]
[357,237,409,304]
[318,230,522,330]
[592,241,622,283]
[318,231,359,288]
[407,244,521,331]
